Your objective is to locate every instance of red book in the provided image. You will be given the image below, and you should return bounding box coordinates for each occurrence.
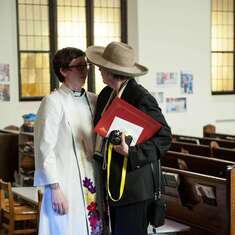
[95,97,161,144]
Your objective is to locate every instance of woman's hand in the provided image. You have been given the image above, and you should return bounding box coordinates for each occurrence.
[50,184,69,215]
[113,132,129,157]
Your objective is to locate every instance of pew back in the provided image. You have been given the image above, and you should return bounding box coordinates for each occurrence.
[173,134,235,149]
[170,141,235,162]
[163,150,235,178]
[170,141,211,156]
[205,132,235,141]
[162,166,235,235]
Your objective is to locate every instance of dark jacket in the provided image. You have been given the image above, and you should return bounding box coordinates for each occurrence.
[94,79,172,206]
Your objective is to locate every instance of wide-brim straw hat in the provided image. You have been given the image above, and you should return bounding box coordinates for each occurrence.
[86,41,148,77]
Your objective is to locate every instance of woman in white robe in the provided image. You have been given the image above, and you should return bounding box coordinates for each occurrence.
[34,47,105,235]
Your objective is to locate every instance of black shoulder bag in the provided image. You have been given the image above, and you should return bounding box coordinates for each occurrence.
[149,159,166,228]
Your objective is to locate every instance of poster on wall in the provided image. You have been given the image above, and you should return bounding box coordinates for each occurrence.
[166,97,187,113]
[0,84,10,101]
[0,64,10,82]
[156,72,178,86]
[180,71,193,94]
[0,64,10,101]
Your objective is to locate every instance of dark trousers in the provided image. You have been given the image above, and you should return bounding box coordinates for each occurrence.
[110,199,153,235]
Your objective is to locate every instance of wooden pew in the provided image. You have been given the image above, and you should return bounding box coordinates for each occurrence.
[0,132,18,182]
[170,141,235,162]
[212,147,235,162]
[162,165,235,235]
[170,141,211,157]
[201,138,235,149]
[204,132,235,142]
[163,150,235,178]
[173,134,235,149]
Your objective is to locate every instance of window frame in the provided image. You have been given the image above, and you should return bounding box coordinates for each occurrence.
[211,0,235,95]
[16,0,127,101]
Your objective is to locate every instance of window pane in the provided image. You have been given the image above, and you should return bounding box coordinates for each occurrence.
[57,3,86,51]
[211,0,234,93]
[94,0,122,93]
[20,53,50,97]
[17,1,49,51]
[56,1,87,90]
[19,5,26,19]
[34,5,40,20]
[211,53,234,92]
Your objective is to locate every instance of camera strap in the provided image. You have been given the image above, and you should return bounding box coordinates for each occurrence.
[107,143,128,202]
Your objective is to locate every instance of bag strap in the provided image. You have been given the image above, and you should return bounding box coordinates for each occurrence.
[150,159,161,200]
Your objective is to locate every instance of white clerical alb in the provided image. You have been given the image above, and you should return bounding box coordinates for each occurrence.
[34,84,104,235]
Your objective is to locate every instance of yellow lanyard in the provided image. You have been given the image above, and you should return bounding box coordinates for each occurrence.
[107,143,128,202]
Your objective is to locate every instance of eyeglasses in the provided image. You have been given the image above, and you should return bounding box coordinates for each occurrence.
[67,63,91,71]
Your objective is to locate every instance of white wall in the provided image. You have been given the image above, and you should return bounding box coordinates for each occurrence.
[0,0,40,128]
[135,0,235,136]
[0,0,234,136]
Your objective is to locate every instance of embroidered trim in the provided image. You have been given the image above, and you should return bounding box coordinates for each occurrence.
[83,177,102,235]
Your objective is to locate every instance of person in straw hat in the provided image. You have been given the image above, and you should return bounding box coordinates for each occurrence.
[86,41,172,235]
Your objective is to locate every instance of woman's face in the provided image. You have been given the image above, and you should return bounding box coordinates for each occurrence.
[67,56,88,85]
[99,67,114,86]
[60,56,88,86]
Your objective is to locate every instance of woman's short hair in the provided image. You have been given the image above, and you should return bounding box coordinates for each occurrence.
[53,47,85,82]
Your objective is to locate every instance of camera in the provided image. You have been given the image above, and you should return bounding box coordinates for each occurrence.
[108,130,133,146]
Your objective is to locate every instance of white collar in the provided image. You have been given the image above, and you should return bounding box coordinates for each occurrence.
[61,84,85,97]
[117,80,129,97]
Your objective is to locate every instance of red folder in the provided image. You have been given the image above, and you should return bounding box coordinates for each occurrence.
[95,97,161,144]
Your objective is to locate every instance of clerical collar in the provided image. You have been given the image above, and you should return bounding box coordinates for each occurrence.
[72,88,85,97]
[61,84,85,97]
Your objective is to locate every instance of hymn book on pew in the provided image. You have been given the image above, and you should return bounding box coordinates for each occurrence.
[162,171,201,209]
[195,184,217,206]
[162,172,180,188]
[162,172,181,199]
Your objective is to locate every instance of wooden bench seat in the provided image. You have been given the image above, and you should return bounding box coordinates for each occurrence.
[170,141,211,156]
[173,134,235,149]
[163,150,235,178]
[161,165,235,235]
[170,141,235,162]
[204,132,235,141]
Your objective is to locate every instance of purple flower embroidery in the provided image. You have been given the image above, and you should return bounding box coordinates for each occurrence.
[83,177,96,193]
[83,177,92,188]
[83,177,102,235]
